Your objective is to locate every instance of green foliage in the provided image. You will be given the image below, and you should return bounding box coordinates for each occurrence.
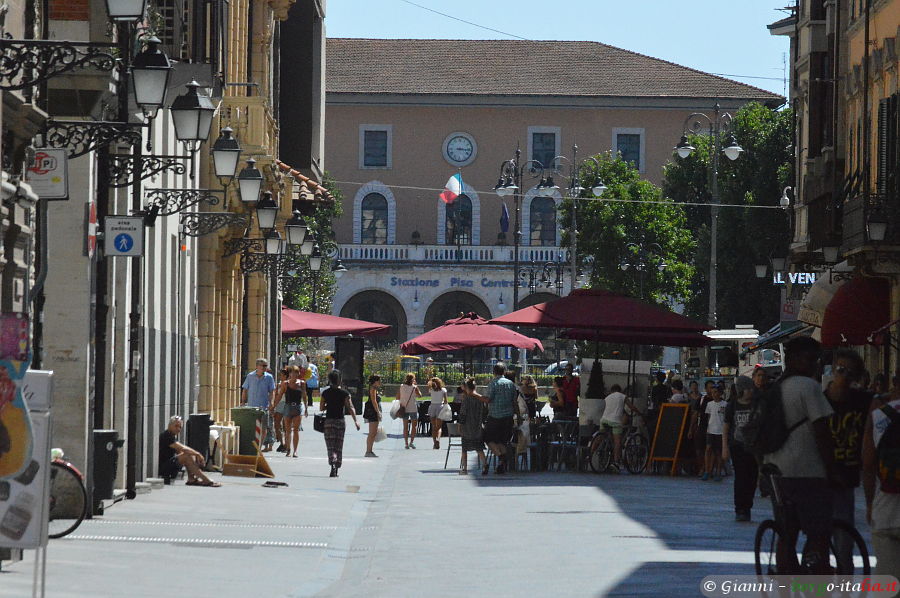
[662,102,793,330]
[283,172,344,314]
[562,153,696,305]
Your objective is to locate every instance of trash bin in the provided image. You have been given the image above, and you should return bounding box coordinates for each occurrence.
[92,429,124,501]
[229,407,265,455]
[187,413,213,462]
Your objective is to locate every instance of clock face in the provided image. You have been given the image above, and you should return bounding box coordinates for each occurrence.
[443,133,476,166]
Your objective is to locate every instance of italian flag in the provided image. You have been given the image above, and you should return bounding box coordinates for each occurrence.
[440,173,463,204]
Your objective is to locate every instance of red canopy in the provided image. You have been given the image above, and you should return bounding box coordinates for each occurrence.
[281,307,391,337]
[400,312,543,355]
[821,276,890,347]
[490,289,710,333]
[562,327,711,347]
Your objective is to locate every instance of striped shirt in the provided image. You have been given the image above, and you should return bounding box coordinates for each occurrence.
[487,376,517,419]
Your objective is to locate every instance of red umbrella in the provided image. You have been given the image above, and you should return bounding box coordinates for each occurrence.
[821,276,890,346]
[281,307,391,337]
[562,327,711,347]
[490,289,709,333]
[400,312,543,355]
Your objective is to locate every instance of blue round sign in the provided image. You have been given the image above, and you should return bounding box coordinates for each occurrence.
[114,233,134,253]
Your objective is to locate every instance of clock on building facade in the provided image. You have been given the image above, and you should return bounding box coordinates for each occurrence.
[442,132,477,167]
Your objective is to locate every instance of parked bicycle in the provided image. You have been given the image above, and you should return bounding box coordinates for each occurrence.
[587,416,649,475]
[754,464,870,574]
[48,448,87,539]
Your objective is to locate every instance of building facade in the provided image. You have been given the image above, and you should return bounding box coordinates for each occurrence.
[774,0,900,374]
[325,38,781,345]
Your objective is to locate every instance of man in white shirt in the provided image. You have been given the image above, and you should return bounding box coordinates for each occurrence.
[762,336,835,574]
[863,396,900,575]
[600,384,634,469]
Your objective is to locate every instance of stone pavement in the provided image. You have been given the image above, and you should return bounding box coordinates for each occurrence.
[2,414,872,598]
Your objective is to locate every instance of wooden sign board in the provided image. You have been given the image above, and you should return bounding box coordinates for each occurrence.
[648,403,690,476]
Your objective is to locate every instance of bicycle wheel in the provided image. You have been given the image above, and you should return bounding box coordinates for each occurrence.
[589,437,612,473]
[48,461,87,539]
[623,434,649,474]
[754,519,780,575]
[829,520,871,574]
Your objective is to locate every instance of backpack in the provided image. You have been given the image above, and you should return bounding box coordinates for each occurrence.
[742,381,808,457]
[876,404,900,494]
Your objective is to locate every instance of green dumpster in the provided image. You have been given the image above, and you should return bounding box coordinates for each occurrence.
[230,407,265,455]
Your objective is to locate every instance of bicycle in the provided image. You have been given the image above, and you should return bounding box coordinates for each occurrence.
[48,448,87,539]
[754,464,870,575]
[588,412,650,474]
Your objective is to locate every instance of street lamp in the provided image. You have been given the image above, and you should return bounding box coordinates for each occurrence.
[170,80,216,154]
[674,102,742,328]
[309,244,323,272]
[331,258,347,278]
[868,209,888,242]
[771,256,787,271]
[780,186,792,209]
[618,242,666,299]
[130,36,171,121]
[264,229,284,256]
[285,210,308,246]
[105,0,147,20]
[211,127,241,187]
[237,158,263,204]
[255,191,278,230]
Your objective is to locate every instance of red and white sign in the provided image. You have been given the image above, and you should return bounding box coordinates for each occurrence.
[24,148,68,200]
[85,201,97,258]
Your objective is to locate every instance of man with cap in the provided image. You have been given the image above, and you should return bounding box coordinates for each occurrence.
[723,375,758,521]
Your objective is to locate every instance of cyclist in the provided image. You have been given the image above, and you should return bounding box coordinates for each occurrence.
[599,384,635,471]
[762,336,835,574]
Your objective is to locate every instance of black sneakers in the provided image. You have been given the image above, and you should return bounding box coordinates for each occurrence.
[329,465,338,478]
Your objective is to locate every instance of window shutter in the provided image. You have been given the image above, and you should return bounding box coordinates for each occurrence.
[877,98,889,195]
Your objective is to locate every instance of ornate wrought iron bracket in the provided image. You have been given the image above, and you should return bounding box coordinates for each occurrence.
[108,154,189,188]
[144,188,222,217]
[223,237,263,258]
[0,38,117,91]
[278,273,314,294]
[180,213,249,237]
[239,252,277,275]
[43,119,143,159]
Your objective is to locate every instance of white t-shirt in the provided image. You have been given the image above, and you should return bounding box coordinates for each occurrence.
[705,400,726,435]
[429,388,447,404]
[399,384,418,412]
[763,375,834,478]
[670,393,685,403]
[601,392,627,424]
[870,399,900,531]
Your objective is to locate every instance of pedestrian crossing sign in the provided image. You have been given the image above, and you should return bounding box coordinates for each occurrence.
[104,216,144,257]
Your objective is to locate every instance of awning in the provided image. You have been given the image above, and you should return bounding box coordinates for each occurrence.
[743,320,813,354]
[281,307,390,337]
[798,265,850,327]
[820,276,891,347]
[400,312,543,354]
[562,327,711,347]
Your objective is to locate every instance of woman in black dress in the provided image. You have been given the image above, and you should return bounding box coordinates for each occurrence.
[364,374,383,457]
[282,365,306,457]
[319,369,360,477]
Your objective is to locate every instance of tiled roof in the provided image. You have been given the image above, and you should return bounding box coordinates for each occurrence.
[275,160,333,202]
[326,38,783,104]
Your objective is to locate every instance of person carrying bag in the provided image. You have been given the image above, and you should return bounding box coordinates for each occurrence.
[397,373,422,449]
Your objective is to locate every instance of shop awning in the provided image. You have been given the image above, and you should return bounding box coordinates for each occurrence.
[820,276,891,347]
[562,327,711,347]
[798,263,851,327]
[281,307,390,337]
[743,320,813,354]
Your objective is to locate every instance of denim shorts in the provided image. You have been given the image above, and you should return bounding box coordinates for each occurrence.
[403,410,418,420]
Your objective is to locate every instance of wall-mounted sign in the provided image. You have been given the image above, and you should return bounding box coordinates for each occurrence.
[772,272,817,285]
[24,149,68,200]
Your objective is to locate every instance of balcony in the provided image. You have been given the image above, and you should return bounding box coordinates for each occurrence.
[339,244,564,265]
[219,96,278,156]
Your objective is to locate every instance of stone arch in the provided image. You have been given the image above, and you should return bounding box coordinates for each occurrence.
[521,186,562,247]
[423,290,492,332]
[436,179,481,245]
[518,291,560,309]
[339,289,407,346]
[352,181,396,244]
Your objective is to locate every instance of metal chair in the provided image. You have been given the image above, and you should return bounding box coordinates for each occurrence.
[417,401,431,436]
[547,418,579,471]
[444,422,462,469]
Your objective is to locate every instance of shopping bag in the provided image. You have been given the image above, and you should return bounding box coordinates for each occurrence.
[438,403,453,421]
[313,413,326,433]
[374,426,387,442]
[389,400,402,420]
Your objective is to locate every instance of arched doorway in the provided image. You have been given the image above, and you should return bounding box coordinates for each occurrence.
[424,291,491,331]
[340,290,407,347]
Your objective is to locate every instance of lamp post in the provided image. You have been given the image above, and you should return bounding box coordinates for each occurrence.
[619,242,667,299]
[674,103,743,328]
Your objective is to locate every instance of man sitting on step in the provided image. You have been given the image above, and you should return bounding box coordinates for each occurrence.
[158,416,221,487]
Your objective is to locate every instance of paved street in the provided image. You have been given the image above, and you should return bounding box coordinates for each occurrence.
[3,414,872,598]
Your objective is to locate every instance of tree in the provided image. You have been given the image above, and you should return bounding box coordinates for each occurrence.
[662,102,793,331]
[562,153,696,306]
[283,172,344,313]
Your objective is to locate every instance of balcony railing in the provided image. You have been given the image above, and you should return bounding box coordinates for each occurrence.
[339,244,565,264]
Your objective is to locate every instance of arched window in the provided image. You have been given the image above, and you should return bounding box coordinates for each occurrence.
[360,193,388,244]
[445,195,473,245]
[530,197,556,245]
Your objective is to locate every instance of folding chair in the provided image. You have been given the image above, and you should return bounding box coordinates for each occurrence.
[444,422,462,469]
[418,401,431,436]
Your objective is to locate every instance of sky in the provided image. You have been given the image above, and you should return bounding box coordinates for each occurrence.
[326,0,792,97]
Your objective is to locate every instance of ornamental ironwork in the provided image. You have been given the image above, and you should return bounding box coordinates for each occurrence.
[44,120,143,159]
[223,237,263,258]
[108,154,189,188]
[144,188,222,216]
[180,213,249,237]
[0,38,117,91]
[239,252,276,275]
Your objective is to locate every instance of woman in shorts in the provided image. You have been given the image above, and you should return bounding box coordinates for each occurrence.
[427,377,448,449]
[397,373,421,449]
[363,374,383,457]
[282,365,306,457]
